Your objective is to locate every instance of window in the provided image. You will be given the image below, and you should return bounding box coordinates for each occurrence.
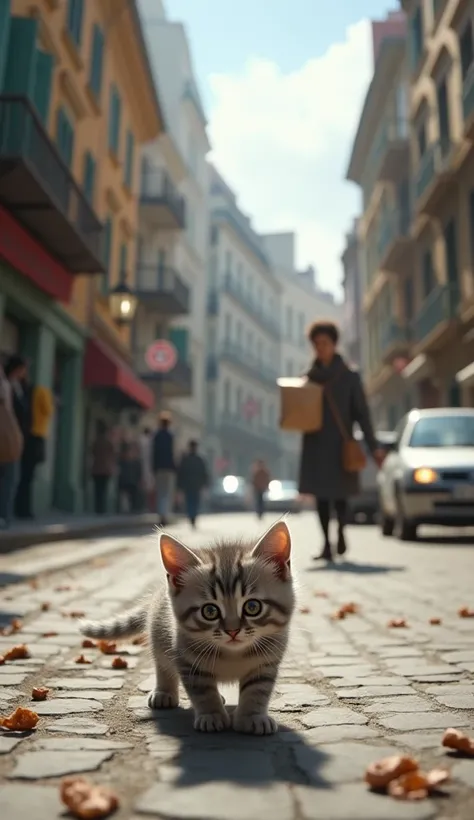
[32,50,54,125]
[417,121,427,158]
[66,0,84,46]
[409,5,424,70]
[225,251,232,275]
[124,130,134,189]
[119,243,127,275]
[224,314,231,340]
[422,250,435,298]
[56,107,74,167]
[404,277,414,321]
[460,20,474,80]
[470,190,474,263]
[101,215,113,291]
[444,219,458,288]
[286,305,293,340]
[82,151,96,204]
[409,414,474,447]
[89,24,104,99]
[436,76,450,152]
[108,84,122,155]
[223,379,230,412]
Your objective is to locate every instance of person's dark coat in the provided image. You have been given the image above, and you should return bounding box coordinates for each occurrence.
[177,453,209,494]
[152,429,175,472]
[298,354,378,500]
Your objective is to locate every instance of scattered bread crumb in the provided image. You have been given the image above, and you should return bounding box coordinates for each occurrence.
[3,644,30,661]
[429,617,442,625]
[75,654,92,665]
[42,631,58,638]
[82,639,96,649]
[111,657,128,669]
[60,777,119,819]
[442,728,474,756]
[458,606,474,618]
[387,618,407,628]
[0,706,39,731]
[32,687,49,701]
[98,640,117,655]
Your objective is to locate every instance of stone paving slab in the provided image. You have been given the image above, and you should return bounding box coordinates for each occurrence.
[0,515,474,818]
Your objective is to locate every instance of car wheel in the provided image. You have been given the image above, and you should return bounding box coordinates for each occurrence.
[394,492,417,541]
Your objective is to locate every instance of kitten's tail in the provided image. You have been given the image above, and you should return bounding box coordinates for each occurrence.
[79,606,146,640]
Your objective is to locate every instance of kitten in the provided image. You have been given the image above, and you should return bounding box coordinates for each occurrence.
[79,520,294,735]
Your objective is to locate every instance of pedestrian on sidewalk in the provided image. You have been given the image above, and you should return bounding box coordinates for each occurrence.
[3,356,35,521]
[91,420,116,515]
[0,363,23,529]
[118,440,142,514]
[15,382,55,520]
[139,427,155,512]
[298,320,384,562]
[177,439,209,528]
[251,459,271,520]
[152,412,176,527]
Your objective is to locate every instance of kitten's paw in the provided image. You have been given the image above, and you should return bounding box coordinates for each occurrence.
[194,710,231,732]
[232,712,278,735]
[147,690,179,709]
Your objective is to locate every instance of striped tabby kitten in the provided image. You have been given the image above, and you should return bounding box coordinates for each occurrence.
[79,520,294,735]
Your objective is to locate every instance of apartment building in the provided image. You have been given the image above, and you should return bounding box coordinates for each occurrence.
[134,3,210,454]
[347,17,414,429]
[263,233,344,481]
[341,219,365,373]
[206,169,282,478]
[400,0,474,408]
[0,0,163,513]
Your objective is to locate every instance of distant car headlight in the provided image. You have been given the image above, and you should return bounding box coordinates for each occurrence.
[222,476,239,494]
[413,467,439,485]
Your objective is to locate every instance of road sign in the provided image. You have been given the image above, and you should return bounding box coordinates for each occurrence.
[145,339,178,373]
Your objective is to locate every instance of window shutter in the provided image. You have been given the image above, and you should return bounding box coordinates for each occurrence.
[124,130,134,188]
[3,17,37,96]
[119,242,128,275]
[89,24,104,98]
[56,107,75,167]
[67,0,84,46]
[100,215,113,293]
[168,328,188,362]
[32,50,54,125]
[108,84,121,155]
[0,0,12,90]
[82,151,96,203]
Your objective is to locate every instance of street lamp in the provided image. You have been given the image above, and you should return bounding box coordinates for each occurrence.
[108,275,138,325]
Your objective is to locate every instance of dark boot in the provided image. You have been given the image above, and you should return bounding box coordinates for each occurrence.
[337,529,347,556]
[313,542,333,562]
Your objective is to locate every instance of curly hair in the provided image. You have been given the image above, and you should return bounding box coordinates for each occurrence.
[307,320,340,345]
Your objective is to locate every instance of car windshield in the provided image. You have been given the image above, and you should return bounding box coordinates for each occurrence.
[409,416,474,448]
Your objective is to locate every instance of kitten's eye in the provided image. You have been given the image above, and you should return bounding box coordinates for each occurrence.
[201,603,221,621]
[243,599,262,617]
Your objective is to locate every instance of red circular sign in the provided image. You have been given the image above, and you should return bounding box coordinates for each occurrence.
[145,340,178,373]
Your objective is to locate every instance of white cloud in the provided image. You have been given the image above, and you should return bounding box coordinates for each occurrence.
[208,21,372,298]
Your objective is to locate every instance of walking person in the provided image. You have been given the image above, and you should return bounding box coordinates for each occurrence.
[139,427,155,512]
[91,420,116,515]
[177,440,209,528]
[0,363,23,529]
[118,440,142,513]
[15,381,55,519]
[251,459,271,520]
[152,412,176,527]
[3,355,34,520]
[298,320,384,562]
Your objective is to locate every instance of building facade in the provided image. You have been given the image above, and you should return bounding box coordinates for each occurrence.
[206,169,282,479]
[341,219,365,373]
[136,4,210,456]
[347,17,414,430]
[400,0,474,409]
[263,232,344,480]
[0,0,163,514]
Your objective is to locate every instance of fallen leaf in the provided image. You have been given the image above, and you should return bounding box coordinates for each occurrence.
[429,617,442,625]
[68,611,85,619]
[387,618,407,628]
[60,777,119,819]
[32,687,49,701]
[40,602,51,612]
[98,640,117,655]
[0,706,39,731]
[3,644,30,661]
[74,654,92,665]
[42,632,58,638]
[365,755,418,790]
[340,602,359,615]
[458,606,474,618]
[82,639,96,649]
[112,657,128,669]
[442,727,474,755]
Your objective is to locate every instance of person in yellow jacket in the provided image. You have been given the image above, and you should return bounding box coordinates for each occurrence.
[15,384,54,519]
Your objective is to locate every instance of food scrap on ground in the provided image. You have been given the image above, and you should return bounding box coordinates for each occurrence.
[74,654,92,665]
[60,777,119,819]
[429,617,442,625]
[82,639,96,649]
[0,619,23,636]
[42,631,58,638]
[0,706,39,731]
[111,657,128,669]
[40,602,51,611]
[442,728,474,756]
[68,611,86,619]
[299,606,311,614]
[32,686,50,701]
[387,618,408,628]
[314,590,329,598]
[55,585,71,592]
[365,755,449,801]
[458,607,474,618]
[29,579,38,590]
[330,602,359,620]
[3,644,30,661]
[98,640,117,655]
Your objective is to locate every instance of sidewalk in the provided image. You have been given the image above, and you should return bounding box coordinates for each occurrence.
[0,513,158,554]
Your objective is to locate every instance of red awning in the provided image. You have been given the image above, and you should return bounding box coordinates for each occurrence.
[83,338,154,410]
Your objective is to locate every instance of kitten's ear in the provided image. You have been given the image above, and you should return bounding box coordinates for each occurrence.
[252,520,291,570]
[159,533,200,585]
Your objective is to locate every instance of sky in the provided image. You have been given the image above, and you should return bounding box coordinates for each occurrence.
[139,0,396,297]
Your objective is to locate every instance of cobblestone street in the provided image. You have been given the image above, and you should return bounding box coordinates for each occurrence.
[1,513,474,819]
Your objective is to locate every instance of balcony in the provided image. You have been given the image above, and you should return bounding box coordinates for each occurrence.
[463,63,474,138]
[413,283,460,348]
[378,205,413,272]
[135,348,192,398]
[140,166,186,230]
[0,95,104,273]
[207,289,219,316]
[222,275,281,339]
[414,140,455,217]
[135,266,189,315]
[220,339,278,388]
[380,321,411,364]
[372,120,409,184]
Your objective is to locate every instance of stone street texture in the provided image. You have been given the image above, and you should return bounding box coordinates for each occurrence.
[1,514,474,819]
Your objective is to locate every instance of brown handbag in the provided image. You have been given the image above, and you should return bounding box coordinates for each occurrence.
[0,398,23,464]
[324,387,367,473]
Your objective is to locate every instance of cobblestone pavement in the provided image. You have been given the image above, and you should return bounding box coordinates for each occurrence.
[1,513,474,819]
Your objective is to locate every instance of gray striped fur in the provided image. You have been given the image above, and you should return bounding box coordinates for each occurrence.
[80,520,294,735]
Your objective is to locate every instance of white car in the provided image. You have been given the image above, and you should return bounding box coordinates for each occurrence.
[377,408,474,540]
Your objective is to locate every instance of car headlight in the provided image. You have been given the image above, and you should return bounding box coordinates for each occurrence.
[413,467,439,485]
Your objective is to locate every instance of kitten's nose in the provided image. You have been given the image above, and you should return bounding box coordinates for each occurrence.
[225,629,240,640]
